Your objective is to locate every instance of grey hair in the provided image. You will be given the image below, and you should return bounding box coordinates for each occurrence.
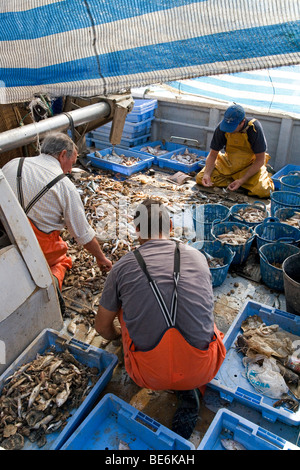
[41,132,78,159]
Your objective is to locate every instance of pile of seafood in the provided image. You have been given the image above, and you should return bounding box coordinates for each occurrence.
[236,315,300,410]
[94,150,140,166]
[216,226,253,245]
[207,256,225,268]
[139,145,170,156]
[0,348,100,449]
[234,206,266,223]
[170,148,205,165]
[279,211,300,228]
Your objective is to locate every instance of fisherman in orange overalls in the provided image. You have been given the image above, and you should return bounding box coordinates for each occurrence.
[3,132,112,312]
[196,103,274,198]
[95,198,226,439]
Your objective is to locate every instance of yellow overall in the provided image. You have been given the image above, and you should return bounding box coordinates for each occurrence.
[196,119,274,197]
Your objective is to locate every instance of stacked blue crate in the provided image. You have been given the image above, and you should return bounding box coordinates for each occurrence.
[87,99,157,150]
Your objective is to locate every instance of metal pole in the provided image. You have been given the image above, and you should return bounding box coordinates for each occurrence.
[0,102,111,153]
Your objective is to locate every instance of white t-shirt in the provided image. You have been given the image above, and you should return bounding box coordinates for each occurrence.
[2,153,95,246]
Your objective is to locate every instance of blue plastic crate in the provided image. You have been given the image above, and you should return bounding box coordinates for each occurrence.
[91,133,151,149]
[255,217,300,250]
[280,173,300,193]
[0,329,118,450]
[192,203,230,240]
[132,141,186,165]
[188,240,234,287]
[270,190,300,216]
[209,300,300,426]
[272,165,300,190]
[211,221,255,264]
[94,116,154,140]
[126,99,158,122]
[87,147,154,176]
[60,393,195,450]
[229,201,269,228]
[259,241,300,291]
[156,148,208,173]
[198,409,299,450]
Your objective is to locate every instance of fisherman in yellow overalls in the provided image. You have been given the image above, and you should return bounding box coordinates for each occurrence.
[196,103,274,198]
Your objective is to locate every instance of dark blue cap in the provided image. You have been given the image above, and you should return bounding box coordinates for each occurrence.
[220,103,245,132]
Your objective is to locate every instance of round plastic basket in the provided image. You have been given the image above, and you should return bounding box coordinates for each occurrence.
[270,191,300,216]
[255,216,300,250]
[274,207,300,227]
[189,240,234,287]
[259,242,300,292]
[192,203,230,240]
[280,172,300,193]
[229,201,268,228]
[211,221,255,264]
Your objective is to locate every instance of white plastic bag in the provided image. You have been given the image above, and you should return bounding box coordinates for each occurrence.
[243,355,289,399]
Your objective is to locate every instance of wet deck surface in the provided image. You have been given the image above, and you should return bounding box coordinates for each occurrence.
[59,161,295,449]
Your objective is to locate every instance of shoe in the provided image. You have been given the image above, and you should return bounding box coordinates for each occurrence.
[171,389,200,439]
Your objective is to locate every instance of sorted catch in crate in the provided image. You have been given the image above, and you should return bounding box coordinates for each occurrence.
[221,438,246,450]
[216,226,252,245]
[170,148,205,165]
[207,256,225,268]
[235,206,266,223]
[235,315,300,404]
[139,145,169,156]
[94,150,140,166]
[0,348,100,449]
[280,211,300,228]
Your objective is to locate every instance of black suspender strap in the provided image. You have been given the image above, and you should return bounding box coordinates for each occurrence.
[16,157,67,214]
[133,241,180,328]
[24,173,67,214]
[17,157,25,210]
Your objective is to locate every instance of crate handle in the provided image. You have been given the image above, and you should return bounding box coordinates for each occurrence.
[170,136,201,147]
[262,216,279,224]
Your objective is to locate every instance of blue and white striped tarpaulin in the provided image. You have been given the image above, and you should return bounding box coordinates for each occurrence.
[0,0,300,104]
[167,65,300,118]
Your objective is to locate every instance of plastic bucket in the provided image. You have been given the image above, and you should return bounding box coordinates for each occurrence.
[229,201,268,228]
[259,242,300,292]
[270,191,300,217]
[254,216,300,250]
[211,221,255,265]
[192,204,230,240]
[283,253,300,315]
[275,207,300,228]
[189,240,235,287]
[280,172,300,193]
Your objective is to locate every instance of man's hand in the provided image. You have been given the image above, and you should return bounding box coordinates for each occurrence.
[97,256,112,273]
[227,178,244,192]
[202,174,213,187]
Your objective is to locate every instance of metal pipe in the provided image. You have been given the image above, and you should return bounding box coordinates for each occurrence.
[0,102,111,153]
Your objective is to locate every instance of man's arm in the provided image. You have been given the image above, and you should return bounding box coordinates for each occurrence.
[227,152,265,191]
[95,305,121,340]
[83,237,112,272]
[201,149,219,186]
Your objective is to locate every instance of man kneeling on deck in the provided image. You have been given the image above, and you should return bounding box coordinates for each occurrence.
[196,103,274,198]
[95,198,226,439]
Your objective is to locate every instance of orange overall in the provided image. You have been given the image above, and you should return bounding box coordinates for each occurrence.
[120,243,226,395]
[196,119,274,197]
[17,157,72,290]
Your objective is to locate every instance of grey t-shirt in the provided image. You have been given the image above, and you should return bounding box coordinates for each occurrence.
[100,239,215,351]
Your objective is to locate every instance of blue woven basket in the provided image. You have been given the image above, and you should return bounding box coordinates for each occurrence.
[255,216,300,250]
[189,240,234,287]
[259,242,300,292]
[275,207,300,226]
[229,201,268,228]
[280,172,300,193]
[211,221,255,265]
[192,203,230,240]
[270,191,300,216]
